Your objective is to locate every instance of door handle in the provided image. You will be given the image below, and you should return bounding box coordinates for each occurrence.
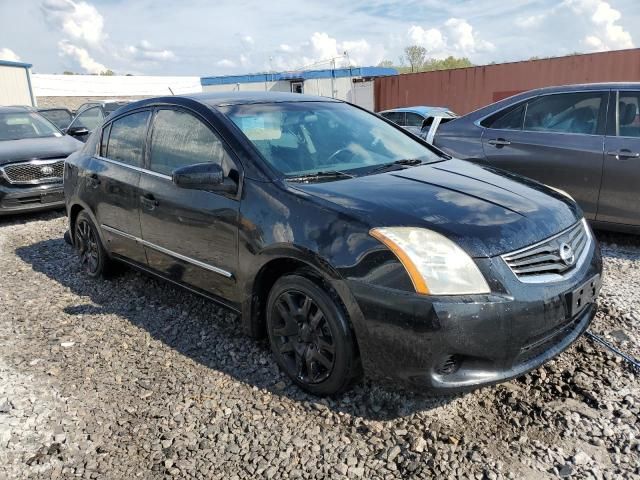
[606,149,640,159]
[487,138,511,147]
[140,193,159,210]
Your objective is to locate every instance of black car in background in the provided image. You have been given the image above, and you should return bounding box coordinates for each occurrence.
[38,107,74,130]
[65,100,130,142]
[0,106,82,215]
[433,83,640,232]
[64,92,601,395]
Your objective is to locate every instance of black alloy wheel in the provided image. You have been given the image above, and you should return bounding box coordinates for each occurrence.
[272,290,336,384]
[74,211,108,277]
[267,274,361,395]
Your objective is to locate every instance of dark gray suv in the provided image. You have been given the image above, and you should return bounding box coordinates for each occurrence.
[433,83,640,233]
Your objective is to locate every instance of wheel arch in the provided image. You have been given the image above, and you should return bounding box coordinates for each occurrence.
[240,247,366,356]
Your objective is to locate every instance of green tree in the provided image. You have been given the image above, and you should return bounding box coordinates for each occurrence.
[403,45,427,73]
[377,59,395,68]
[100,69,115,76]
[422,56,473,71]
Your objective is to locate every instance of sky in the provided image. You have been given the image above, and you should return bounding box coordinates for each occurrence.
[0,0,638,77]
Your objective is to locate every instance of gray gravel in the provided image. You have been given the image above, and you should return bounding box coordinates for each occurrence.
[0,211,638,479]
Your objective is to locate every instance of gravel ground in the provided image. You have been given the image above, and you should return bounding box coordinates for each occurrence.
[0,211,638,480]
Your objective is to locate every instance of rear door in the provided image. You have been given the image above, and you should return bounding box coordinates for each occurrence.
[598,90,640,226]
[91,109,151,264]
[139,107,241,301]
[481,91,608,219]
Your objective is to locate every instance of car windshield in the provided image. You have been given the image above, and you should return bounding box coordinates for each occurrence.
[0,112,62,141]
[222,101,442,177]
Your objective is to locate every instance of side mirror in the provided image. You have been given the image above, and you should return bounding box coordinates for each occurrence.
[172,163,237,194]
[66,126,90,137]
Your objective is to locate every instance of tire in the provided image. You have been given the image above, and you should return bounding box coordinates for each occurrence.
[74,211,111,278]
[266,274,361,396]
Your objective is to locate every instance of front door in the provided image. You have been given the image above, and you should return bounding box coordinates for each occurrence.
[91,110,151,265]
[598,90,640,226]
[139,107,240,301]
[482,91,608,219]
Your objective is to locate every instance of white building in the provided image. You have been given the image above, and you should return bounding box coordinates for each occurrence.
[200,67,397,111]
[0,60,36,106]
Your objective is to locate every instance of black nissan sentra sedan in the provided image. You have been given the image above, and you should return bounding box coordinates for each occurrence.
[0,106,81,215]
[64,92,602,395]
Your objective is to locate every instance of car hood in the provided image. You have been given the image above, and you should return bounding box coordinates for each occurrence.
[291,159,581,258]
[0,135,82,165]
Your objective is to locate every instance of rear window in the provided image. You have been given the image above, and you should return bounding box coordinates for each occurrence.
[381,112,404,125]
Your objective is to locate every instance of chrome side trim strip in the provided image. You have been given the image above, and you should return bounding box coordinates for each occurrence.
[101,224,233,278]
[94,156,172,180]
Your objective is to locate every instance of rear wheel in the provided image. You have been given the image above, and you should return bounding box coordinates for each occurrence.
[74,211,110,277]
[266,274,361,396]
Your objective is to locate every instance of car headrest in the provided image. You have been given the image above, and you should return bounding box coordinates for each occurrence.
[621,103,636,125]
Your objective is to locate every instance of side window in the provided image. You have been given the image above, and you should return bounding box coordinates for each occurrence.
[382,112,404,125]
[106,111,150,167]
[617,92,640,137]
[483,104,525,130]
[405,112,424,127]
[523,92,603,135]
[149,109,234,176]
[71,107,104,131]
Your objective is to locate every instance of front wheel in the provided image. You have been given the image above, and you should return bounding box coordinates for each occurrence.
[74,211,111,277]
[266,274,361,396]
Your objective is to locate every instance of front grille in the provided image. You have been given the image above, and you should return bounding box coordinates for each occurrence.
[1,160,65,185]
[502,220,590,282]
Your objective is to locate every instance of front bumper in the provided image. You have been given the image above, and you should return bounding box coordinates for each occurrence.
[347,233,602,393]
[0,182,65,215]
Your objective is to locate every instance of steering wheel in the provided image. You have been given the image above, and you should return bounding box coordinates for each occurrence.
[327,147,355,164]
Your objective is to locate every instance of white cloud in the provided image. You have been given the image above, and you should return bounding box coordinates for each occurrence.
[216,59,236,68]
[0,48,21,62]
[58,40,107,73]
[270,32,384,71]
[407,26,445,51]
[563,0,634,50]
[125,40,175,62]
[406,18,493,57]
[41,0,105,46]
[515,14,546,28]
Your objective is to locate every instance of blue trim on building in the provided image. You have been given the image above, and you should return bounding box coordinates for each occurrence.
[0,59,33,69]
[201,67,397,86]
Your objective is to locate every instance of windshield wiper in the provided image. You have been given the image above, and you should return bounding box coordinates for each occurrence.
[286,170,355,183]
[368,158,425,174]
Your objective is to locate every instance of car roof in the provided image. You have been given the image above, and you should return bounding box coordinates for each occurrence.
[379,106,452,116]
[522,82,640,95]
[185,91,343,107]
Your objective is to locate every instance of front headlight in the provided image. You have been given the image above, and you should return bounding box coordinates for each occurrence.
[370,227,490,295]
